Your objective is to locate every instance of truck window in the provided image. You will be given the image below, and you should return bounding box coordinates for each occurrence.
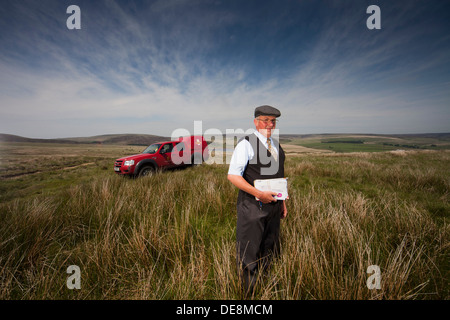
[143,144,161,154]
[160,143,174,154]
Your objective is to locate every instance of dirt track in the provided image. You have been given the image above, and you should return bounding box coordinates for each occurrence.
[2,162,95,180]
[282,144,333,155]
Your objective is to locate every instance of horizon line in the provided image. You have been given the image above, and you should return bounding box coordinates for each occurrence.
[1,131,450,141]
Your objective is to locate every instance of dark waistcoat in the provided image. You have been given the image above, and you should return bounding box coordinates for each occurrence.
[238,134,285,201]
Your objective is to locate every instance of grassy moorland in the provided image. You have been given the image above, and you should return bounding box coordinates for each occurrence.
[283,133,450,153]
[0,142,448,300]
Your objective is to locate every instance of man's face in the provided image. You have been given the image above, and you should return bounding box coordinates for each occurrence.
[254,116,277,138]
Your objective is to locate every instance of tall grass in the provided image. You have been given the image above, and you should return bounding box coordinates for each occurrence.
[0,150,448,299]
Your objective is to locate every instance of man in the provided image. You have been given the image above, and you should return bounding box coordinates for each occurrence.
[227,105,287,296]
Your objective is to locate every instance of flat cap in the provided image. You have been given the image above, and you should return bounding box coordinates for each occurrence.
[254,105,281,118]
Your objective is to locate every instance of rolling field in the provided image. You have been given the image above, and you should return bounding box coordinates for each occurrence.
[282,133,450,153]
[0,141,448,300]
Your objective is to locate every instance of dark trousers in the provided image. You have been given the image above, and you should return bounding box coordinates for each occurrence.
[236,193,281,295]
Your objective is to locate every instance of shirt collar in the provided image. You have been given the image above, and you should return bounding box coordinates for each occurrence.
[253,130,271,144]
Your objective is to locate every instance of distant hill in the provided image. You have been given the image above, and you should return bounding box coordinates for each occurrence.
[0,134,80,144]
[280,133,450,140]
[2,132,449,150]
[279,133,450,152]
[62,134,171,145]
[0,133,170,146]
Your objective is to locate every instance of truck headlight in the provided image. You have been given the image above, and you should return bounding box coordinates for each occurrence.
[124,160,134,166]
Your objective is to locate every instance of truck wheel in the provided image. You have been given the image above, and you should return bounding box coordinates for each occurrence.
[138,165,155,177]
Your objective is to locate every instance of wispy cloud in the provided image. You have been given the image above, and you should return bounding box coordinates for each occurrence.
[0,0,449,138]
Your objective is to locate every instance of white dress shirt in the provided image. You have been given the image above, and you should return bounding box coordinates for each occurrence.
[227,130,278,176]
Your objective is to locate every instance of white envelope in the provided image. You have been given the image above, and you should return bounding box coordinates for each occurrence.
[254,178,288,200]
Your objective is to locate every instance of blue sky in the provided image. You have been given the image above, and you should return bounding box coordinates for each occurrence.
[0,0,449,138]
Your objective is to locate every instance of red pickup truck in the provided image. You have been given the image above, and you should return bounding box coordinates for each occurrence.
[114,135,209,177]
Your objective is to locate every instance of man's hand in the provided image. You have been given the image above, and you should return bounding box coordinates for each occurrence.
[258,190,278,204]
[228,174,278,204]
